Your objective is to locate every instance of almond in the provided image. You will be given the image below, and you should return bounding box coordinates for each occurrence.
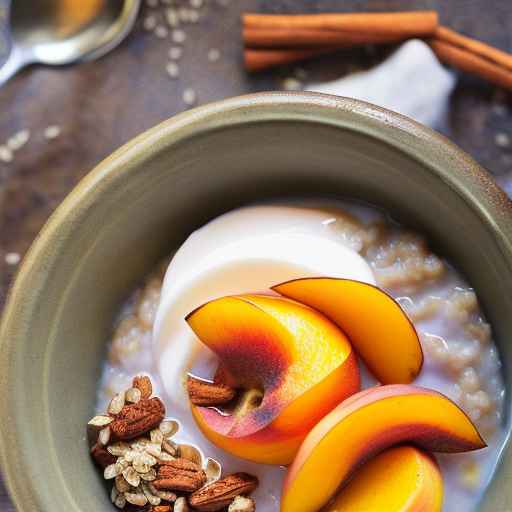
[110,398,165,440]
[187,375,236,406]
[153,458,206,492]
[133,375,153,399]
[188,473,259,512]
[91,442,116,469]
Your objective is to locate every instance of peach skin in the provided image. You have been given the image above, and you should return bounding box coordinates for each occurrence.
[272,277,423,383]
[326,445,443,512]
[282,384,485,512]
[186,294,360,464]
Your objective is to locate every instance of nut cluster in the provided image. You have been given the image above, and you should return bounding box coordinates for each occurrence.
[88,375,257,511]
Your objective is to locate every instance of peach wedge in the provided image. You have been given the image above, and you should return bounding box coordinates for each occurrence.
[272,277,423,383]
[281,385,485,512]
[186,294,360,464]
[326,446,443,512]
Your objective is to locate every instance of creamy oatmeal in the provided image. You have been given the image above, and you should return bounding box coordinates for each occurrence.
[97,201,506,512]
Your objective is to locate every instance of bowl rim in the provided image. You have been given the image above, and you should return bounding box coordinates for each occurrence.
[1,91,511,511]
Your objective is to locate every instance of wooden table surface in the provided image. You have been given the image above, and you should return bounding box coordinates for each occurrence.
[0,0,511,509]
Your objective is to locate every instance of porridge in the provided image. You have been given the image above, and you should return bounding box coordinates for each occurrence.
[95,201,506,512]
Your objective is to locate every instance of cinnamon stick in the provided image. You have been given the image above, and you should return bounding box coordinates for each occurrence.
[243,27,409,49]
[434,26,512,72]
[243,11,439,37]
[430,39,512,90]
[245,48,339,72]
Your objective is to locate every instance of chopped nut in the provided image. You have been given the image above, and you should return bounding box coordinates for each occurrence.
[88,415,113,427]
[162,439,178,457]
[126,387,142,404]
[154,458,206,492]
[159,420,179,438]
[187,375,236,406]
[133,375,153,399]
[179,444,202,465]
[153,506,172,512]
[108,391,126,415]
[98,426,111,446]
[110,398,165,440]
[91,443,116,469]
[174,496,189,512]
[189,473,259,512]
[205,458,222,484]
[228,495,256,512]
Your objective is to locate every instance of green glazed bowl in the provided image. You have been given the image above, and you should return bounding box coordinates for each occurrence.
[0,92,511,511]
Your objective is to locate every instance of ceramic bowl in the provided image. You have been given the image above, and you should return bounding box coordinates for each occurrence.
[0,92,511,511]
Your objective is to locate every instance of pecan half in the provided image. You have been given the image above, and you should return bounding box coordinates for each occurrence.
[133,375,153,399]
[91,442,116,469]
[110,398,165,440]
[153,458,206,493]
[152,506,171,512]
[188,473,259,512]
[187,375,236,406]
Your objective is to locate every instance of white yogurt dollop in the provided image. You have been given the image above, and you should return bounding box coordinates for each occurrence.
[153,205,375,406]
[151,205,375,510]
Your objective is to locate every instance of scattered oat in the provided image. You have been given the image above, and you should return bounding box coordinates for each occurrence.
[282,77,302,91]
[145,0,159,7]
[155,25,169,38]
[189,10,200,23]
[495,132,510,148]
[0,145,12,162]
[44,125,61,139]
[182,88,196,106]
[165,8,180,27]
[5,252,20,265]
[172,29,186,43]
[190,0,203,7]
[169,46,183,60]
[143,15,158,31]
[208,48,220,62]
[7,129,30,151]
[166,62,180,78]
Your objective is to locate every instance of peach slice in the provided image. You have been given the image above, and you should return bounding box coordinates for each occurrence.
[272,277,423,383]
[326,446,443,512]
[186,294,360,464]
[281,385,485,512]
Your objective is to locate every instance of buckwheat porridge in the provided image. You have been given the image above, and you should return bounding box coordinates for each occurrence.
[94,201,506,512]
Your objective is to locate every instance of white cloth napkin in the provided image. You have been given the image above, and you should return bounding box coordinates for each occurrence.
[306,39,455,129]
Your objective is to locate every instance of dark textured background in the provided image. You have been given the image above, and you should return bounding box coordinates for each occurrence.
[0,1,511,509]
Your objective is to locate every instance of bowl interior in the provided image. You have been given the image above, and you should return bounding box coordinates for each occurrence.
[1,94,511,511]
